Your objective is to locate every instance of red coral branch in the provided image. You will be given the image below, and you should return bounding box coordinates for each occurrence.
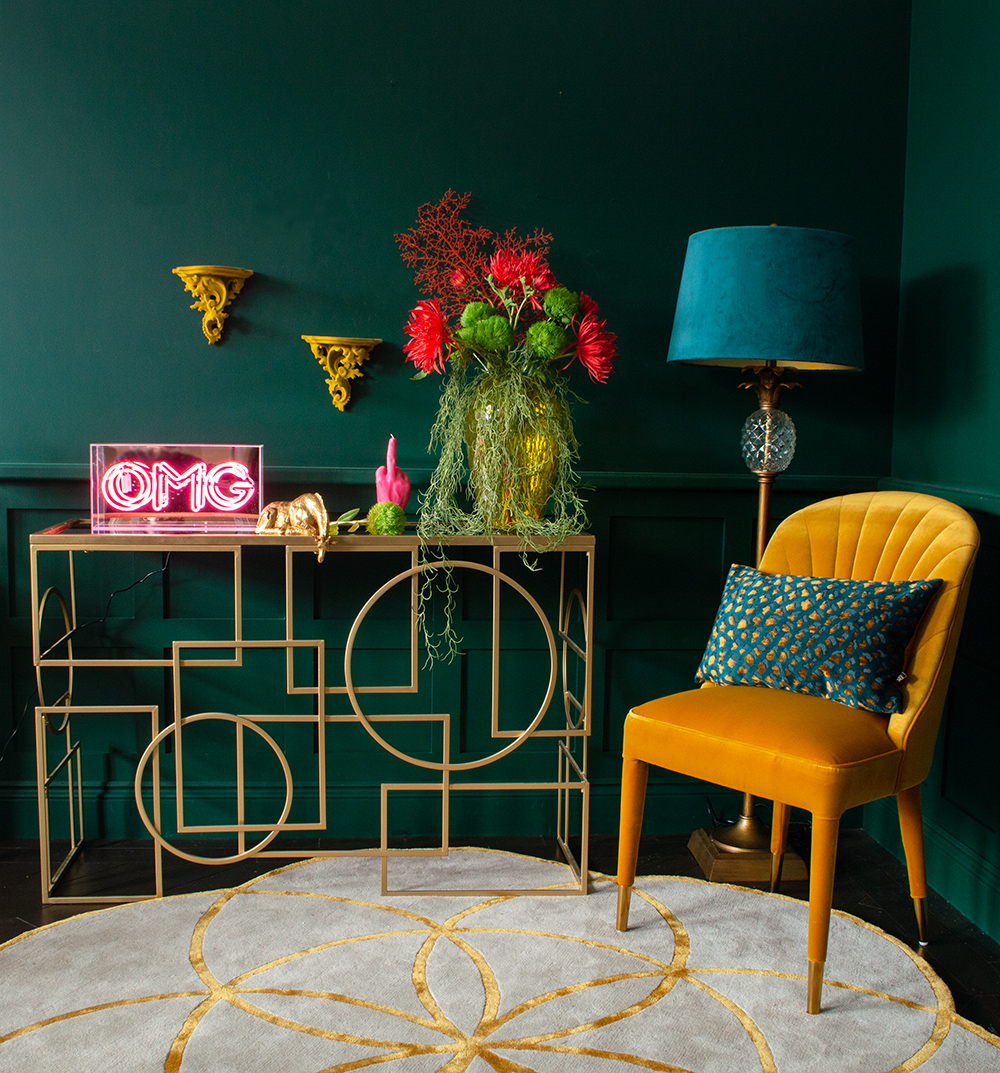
[395,191,494,319]
[395,192,555,321]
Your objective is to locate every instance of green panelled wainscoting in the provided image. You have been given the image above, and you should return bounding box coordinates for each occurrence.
[4,474,995,941]
[3,476,873,846]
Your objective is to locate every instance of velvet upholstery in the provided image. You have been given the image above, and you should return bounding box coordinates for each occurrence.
[615,491,979,1013]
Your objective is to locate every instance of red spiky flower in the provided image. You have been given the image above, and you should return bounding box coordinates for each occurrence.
[570,294,617,383]
[403,299,451,374]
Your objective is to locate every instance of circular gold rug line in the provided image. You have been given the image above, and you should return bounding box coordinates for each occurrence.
[0,989,210,1045]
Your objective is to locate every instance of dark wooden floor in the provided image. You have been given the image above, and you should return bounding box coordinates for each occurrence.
[3,827,1000,1034]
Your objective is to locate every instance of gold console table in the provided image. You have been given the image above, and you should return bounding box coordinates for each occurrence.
[29,524,594,902]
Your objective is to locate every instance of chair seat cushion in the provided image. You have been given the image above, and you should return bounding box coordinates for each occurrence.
[625,684,903,816]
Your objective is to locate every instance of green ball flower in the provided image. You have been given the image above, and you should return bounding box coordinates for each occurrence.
[543,287,581,323]
[366,501,406,535]
[460,301,495,327]
[527,319,569,360]
[471,315,515,351]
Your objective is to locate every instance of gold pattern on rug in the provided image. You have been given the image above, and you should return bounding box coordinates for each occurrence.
[3,850,1000,1072]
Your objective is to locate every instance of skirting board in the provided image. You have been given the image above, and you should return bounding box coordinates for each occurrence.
[865,796,1000,944]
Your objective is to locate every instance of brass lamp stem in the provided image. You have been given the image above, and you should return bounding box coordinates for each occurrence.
[712,373,783,857]
[754,470,776,567]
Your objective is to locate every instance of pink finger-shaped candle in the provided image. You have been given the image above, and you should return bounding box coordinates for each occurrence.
[375,435,411,509]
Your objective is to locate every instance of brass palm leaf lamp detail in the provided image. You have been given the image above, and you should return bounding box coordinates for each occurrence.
[667,225,864,878]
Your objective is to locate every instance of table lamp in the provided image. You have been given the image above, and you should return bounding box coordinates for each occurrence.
[667,225,864,872]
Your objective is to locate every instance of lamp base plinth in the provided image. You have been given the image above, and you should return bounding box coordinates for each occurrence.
[687,827,808,884]
[710,812,770,851]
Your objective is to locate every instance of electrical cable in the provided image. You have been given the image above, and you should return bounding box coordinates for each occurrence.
[0,554,171,766]
[39,554,171,659]
[0,692,36,768]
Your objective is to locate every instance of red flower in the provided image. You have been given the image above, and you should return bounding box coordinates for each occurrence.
[572,293,617,383]
[488,248,556,293]
[403,299,451,374]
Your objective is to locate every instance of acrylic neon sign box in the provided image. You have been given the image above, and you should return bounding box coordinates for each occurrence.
[90,444,262,533]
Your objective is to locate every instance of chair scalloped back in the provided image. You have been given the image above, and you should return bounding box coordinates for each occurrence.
[759,491,979,790]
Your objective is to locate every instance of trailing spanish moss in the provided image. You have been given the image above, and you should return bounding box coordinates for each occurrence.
[417,351,588,544]
[415,350,589,663]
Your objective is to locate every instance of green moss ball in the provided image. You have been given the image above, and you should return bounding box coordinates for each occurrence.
[366,501,406,535]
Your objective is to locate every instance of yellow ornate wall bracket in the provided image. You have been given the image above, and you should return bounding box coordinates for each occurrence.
[173,265,254,344]
[302,335,382,411]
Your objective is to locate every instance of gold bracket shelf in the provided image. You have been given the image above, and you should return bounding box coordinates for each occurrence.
[302,335,382,411]
[173,265,253,344]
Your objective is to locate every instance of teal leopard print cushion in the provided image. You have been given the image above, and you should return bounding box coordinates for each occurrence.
[695,565,942,713]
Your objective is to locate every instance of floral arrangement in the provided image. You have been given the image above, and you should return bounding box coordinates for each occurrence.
[398,191,616,385]
[396,191,617,541]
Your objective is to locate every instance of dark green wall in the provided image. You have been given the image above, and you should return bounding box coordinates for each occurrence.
[0,0,909,480]
[872,0,1000,938]
[894,0,1000,499]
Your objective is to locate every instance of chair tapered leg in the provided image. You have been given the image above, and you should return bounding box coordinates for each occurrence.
[616,757,649,931]
[806,814,840,1014]
[897,784,929,947]
[770,802,791,893]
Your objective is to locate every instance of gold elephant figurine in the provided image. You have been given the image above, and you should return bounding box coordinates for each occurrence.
[256,492,330,561]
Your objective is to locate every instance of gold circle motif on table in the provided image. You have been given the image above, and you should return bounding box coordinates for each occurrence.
[35,586,74,733]
[132,711,294,865]
[343,559,558,771]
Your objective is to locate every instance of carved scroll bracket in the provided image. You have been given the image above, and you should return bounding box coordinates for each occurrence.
[302,335,382,411]
[173,266,254,344]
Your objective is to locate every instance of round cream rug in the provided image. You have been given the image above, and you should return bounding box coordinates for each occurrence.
[2,848,999,1071]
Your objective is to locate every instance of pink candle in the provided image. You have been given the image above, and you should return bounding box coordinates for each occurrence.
[375,435,411,510]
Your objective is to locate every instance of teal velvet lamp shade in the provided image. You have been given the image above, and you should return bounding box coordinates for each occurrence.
[667,226,863,518]
[666,226,864,372]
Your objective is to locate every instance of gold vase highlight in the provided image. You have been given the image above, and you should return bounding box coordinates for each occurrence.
[465,375,563,529]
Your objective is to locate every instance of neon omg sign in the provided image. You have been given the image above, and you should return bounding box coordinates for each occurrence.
[91,444,262,533]
[102,460,255,512]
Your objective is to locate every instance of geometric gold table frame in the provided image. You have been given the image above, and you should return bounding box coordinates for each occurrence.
[30,525,594,902]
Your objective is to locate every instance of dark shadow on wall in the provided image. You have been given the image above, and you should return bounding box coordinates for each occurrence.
[894,268,983,478]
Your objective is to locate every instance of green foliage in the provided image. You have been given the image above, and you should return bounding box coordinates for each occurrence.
[460,301,495,327]
[527,319,568,360]
[415,351,589,663]
[328,508,361,535]
[418,354,587,542]
[469,315,514,351]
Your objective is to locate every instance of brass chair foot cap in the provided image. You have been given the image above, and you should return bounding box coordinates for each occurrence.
[914,897,929,948]
[616,884,632,931]
[807,961,824,1014]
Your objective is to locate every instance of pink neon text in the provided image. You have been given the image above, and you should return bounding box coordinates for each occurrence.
[101,460,257,513]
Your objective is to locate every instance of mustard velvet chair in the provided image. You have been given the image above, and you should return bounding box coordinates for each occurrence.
[615,491,979,1014]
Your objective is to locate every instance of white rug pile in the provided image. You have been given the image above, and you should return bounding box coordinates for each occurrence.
[2,848,999,1071]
